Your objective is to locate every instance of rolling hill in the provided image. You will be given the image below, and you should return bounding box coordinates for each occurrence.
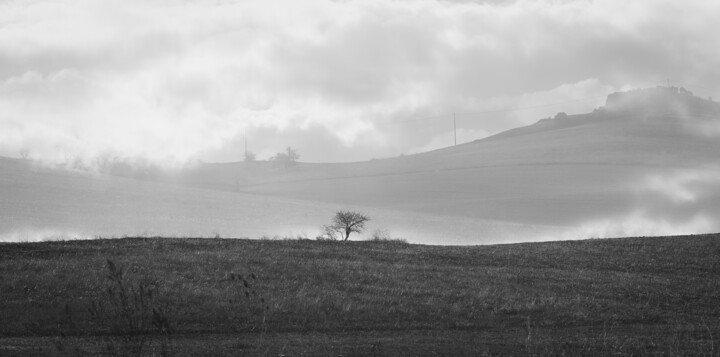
[2,87,719,244]
[170,87,720,242]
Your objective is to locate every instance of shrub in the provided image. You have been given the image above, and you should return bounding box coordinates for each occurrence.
[89,259,174,355]
[55,259,175,356]
[368,229,407,244]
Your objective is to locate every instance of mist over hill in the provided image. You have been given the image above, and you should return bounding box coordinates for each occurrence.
[174,87,720,241]
[2,87,719,243]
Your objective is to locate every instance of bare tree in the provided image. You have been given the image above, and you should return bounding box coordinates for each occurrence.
[322,211,370,241]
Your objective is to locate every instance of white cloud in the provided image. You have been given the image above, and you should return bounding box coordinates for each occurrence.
[0,228,90,243]
[561,212,716,240]
[1,0,719,163]
[641,169,720,204]
[486,78,620,127]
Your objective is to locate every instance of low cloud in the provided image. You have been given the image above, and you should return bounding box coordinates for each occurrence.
[0,228,91,243]
[642,170,720,204]
[566,168,720,240]
[559,212,716,240]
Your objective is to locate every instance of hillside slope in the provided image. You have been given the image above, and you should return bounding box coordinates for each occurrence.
[1,157,542,244]
[0,157,348,241]
[2,87,719,243]
[172,88,720,239]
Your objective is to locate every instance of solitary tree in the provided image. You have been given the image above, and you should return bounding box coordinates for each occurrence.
[322,210,370,241]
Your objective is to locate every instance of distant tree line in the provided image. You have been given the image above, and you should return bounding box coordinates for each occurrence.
[271,147,299,167]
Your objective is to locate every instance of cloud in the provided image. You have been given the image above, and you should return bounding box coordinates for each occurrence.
[1,0,720,163]
[562,211,716,240]
[0,228,90,243]
[642,170,720,204]
[597,168,720,240]
[484,78,620,128]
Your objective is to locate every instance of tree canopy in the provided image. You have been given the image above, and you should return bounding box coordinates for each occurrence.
[322,210,370,241]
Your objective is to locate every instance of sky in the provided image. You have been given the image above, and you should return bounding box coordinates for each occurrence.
[2,0,720,164]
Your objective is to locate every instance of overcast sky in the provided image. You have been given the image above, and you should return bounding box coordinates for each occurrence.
[2,0,719,164]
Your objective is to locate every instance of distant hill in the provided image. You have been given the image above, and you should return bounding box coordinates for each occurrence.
[2,87,719,243]
[606,86,720,117]
[184,87,719,240]
[483,86,720,143]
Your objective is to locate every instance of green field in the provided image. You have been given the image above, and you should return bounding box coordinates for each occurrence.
[2,234,719,356]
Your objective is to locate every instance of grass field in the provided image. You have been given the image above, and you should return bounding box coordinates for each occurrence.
[2,234,719,356]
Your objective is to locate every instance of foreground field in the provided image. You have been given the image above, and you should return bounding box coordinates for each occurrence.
[1,235,719,356]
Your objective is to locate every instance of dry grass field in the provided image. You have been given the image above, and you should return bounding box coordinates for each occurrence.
[1,234,719,356]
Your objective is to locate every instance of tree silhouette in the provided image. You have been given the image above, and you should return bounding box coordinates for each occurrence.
[323,211,370,241]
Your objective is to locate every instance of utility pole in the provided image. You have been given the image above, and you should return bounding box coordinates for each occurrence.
[454,112,457,146]
[667,78,671,88]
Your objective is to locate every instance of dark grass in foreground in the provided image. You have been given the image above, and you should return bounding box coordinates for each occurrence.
[1,235,719,356]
